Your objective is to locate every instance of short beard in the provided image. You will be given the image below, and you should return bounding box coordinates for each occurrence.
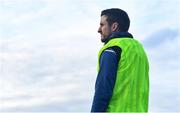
[101,27,112,43]
[101,34,112,43]
[101,37,108,42]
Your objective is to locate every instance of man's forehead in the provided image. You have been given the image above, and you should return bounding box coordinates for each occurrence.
[100,15,108,23]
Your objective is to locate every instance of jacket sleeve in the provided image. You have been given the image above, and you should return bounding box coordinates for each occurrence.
[91,48,119,112]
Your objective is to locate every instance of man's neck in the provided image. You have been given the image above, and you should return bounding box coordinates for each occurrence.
[104,31,133,44]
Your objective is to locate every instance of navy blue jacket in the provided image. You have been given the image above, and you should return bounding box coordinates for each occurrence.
[91,32,133,112]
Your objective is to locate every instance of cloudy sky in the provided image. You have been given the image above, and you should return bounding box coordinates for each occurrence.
[0,0,179,112]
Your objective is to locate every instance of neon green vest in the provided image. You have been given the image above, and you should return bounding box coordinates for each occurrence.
[98,38,149,112]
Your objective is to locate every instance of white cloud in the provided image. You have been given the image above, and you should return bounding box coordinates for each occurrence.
[0,0,179,112]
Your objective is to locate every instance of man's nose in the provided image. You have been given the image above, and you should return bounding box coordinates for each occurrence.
[98,27,101,33]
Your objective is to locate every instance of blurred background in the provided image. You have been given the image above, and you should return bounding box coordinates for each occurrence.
[0,0,179,112]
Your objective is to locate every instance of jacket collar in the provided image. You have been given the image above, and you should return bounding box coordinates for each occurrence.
[104,32,133,44]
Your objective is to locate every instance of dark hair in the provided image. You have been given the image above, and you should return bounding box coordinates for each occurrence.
[101,8,130,32]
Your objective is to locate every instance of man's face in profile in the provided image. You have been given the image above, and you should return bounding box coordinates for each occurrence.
[98,15,112,42]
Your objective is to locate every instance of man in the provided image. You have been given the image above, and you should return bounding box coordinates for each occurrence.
[91,8,149,112]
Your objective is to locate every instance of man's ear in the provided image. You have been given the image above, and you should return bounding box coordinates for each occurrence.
[111,22,119,32]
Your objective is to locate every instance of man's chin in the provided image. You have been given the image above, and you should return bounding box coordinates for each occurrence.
[101,38,105,42]
[101,37,107,42]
